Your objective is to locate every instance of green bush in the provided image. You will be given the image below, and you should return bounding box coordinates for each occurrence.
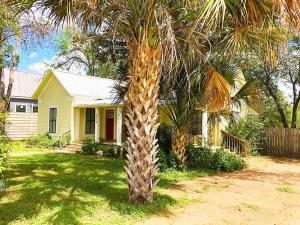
[56,133,71,148]
[156,124,182,171]
[186,144,247,172]
[156,123,173,155]
[26,133,56,148]
[227,114,267,155]
[81,138,123,157]
[157,149,183,172]
[0,112,6,135]
[0,135,10,177]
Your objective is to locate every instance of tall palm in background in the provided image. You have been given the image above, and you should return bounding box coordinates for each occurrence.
[162,59,261,165]
[17,0,300,204]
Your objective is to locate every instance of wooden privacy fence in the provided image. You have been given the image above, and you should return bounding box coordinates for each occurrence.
[263,128,300,159]
[5,112,38,140]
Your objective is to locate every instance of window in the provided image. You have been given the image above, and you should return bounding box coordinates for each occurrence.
[33,105,38,113]
[85,108,95,134]
[49,108,57,134]
[16,104,27,113]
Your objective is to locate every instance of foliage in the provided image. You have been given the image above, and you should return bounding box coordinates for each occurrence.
[0,2,51,111]
[260,94,291,128]
[30,0,300,204]
[54,29,127,78]
[156,124,173,155]
[0,112,6,135]
[186,144,247,172]
[156,124,183,171]
[58,133,71,148]
[276,186,296,193]
[157,149,183,172]
[227,115,267,155]
[240,35,300,128]
[0,135,9,177]
[1,153,207,224]
[81,138,125,158]
[26,133,56,148]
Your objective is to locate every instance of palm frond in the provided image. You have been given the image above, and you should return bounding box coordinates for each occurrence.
[200,67,232,113]
[233,79,263,112]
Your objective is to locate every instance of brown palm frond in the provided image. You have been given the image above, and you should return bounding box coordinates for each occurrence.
[201,67,231,113]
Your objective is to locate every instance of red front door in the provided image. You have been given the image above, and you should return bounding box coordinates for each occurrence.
[106,110,114,141]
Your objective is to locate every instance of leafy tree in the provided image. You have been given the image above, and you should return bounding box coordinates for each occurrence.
[0,1,50,114]
[27,0,300,204]
[241,36,300,128]
[54,29,127,78]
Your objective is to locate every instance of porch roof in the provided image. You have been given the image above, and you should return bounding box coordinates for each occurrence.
[73,98,123,107]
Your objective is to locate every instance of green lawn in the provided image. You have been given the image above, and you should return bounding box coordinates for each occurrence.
[9,141,47,153]
[0,153,215,225]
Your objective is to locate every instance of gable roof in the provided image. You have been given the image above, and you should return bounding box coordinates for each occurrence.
[4,69,43,99]
[33,70,117,100]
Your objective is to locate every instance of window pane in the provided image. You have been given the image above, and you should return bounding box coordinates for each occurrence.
[49,108,57,133]
[33,105,38,113]
[85,108,95,134]
[16,104,26,113]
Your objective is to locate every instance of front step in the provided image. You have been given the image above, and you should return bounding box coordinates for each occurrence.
[58,141,82,153]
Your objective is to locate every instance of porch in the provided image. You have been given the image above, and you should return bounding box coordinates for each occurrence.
[71,105,124,145]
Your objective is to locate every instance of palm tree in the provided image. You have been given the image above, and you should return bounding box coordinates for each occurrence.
[22,0,299,204]
[162,59,261,165]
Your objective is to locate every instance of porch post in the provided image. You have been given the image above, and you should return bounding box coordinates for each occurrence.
[95,108,100,142]
[116,106,123,145]
[202,110,208,146]
[76,108,80,141]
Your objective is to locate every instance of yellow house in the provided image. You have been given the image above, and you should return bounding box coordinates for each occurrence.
[32,69,252,146]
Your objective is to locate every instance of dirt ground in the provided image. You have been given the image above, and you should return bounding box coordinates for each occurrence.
[141,157,300,225]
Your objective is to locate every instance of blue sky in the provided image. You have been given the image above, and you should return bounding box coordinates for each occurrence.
[18,35,59,74]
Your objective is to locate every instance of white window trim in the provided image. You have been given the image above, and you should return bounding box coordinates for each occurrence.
[48,107,58,135]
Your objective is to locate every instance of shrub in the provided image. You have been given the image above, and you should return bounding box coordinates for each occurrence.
[26,133,56,148]
[156,123,173,155]
[157,149,183,172]
[57,133,71,148]
[81,138,123,158]
[227,115,267,155]
[0,112,6,135]
[156,124,183,171]
[186,144,247,172]
[0,135,10,178]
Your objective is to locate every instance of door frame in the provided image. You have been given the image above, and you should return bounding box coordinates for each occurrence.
[105,109,115,141]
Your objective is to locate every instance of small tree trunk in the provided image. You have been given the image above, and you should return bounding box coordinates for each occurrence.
[124,38,161,204]
[172,130,188,165]
[267,86,289,128]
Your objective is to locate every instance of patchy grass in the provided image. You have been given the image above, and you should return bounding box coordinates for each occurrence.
[157,169,216,188]
[0,153,214,225]
[243,203,261,212]
[9,141,47,153]
[276,186,296,193]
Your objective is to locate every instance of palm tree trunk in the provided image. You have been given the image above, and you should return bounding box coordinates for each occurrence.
[124,38,161,204]
[172,130,188,165]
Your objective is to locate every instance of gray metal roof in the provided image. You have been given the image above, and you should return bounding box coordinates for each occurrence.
[4,69,43,99]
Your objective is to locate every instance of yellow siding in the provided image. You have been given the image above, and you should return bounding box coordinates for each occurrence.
[158,108,172,125]
[78,107,119,141]
[37,76,72,139]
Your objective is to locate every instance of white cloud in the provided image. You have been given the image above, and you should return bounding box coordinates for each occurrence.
[28,51,38,58]
[27,56,86,75]
[27,60,50,74]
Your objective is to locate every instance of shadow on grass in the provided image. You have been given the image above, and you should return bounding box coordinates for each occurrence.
[0,154,178,224]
